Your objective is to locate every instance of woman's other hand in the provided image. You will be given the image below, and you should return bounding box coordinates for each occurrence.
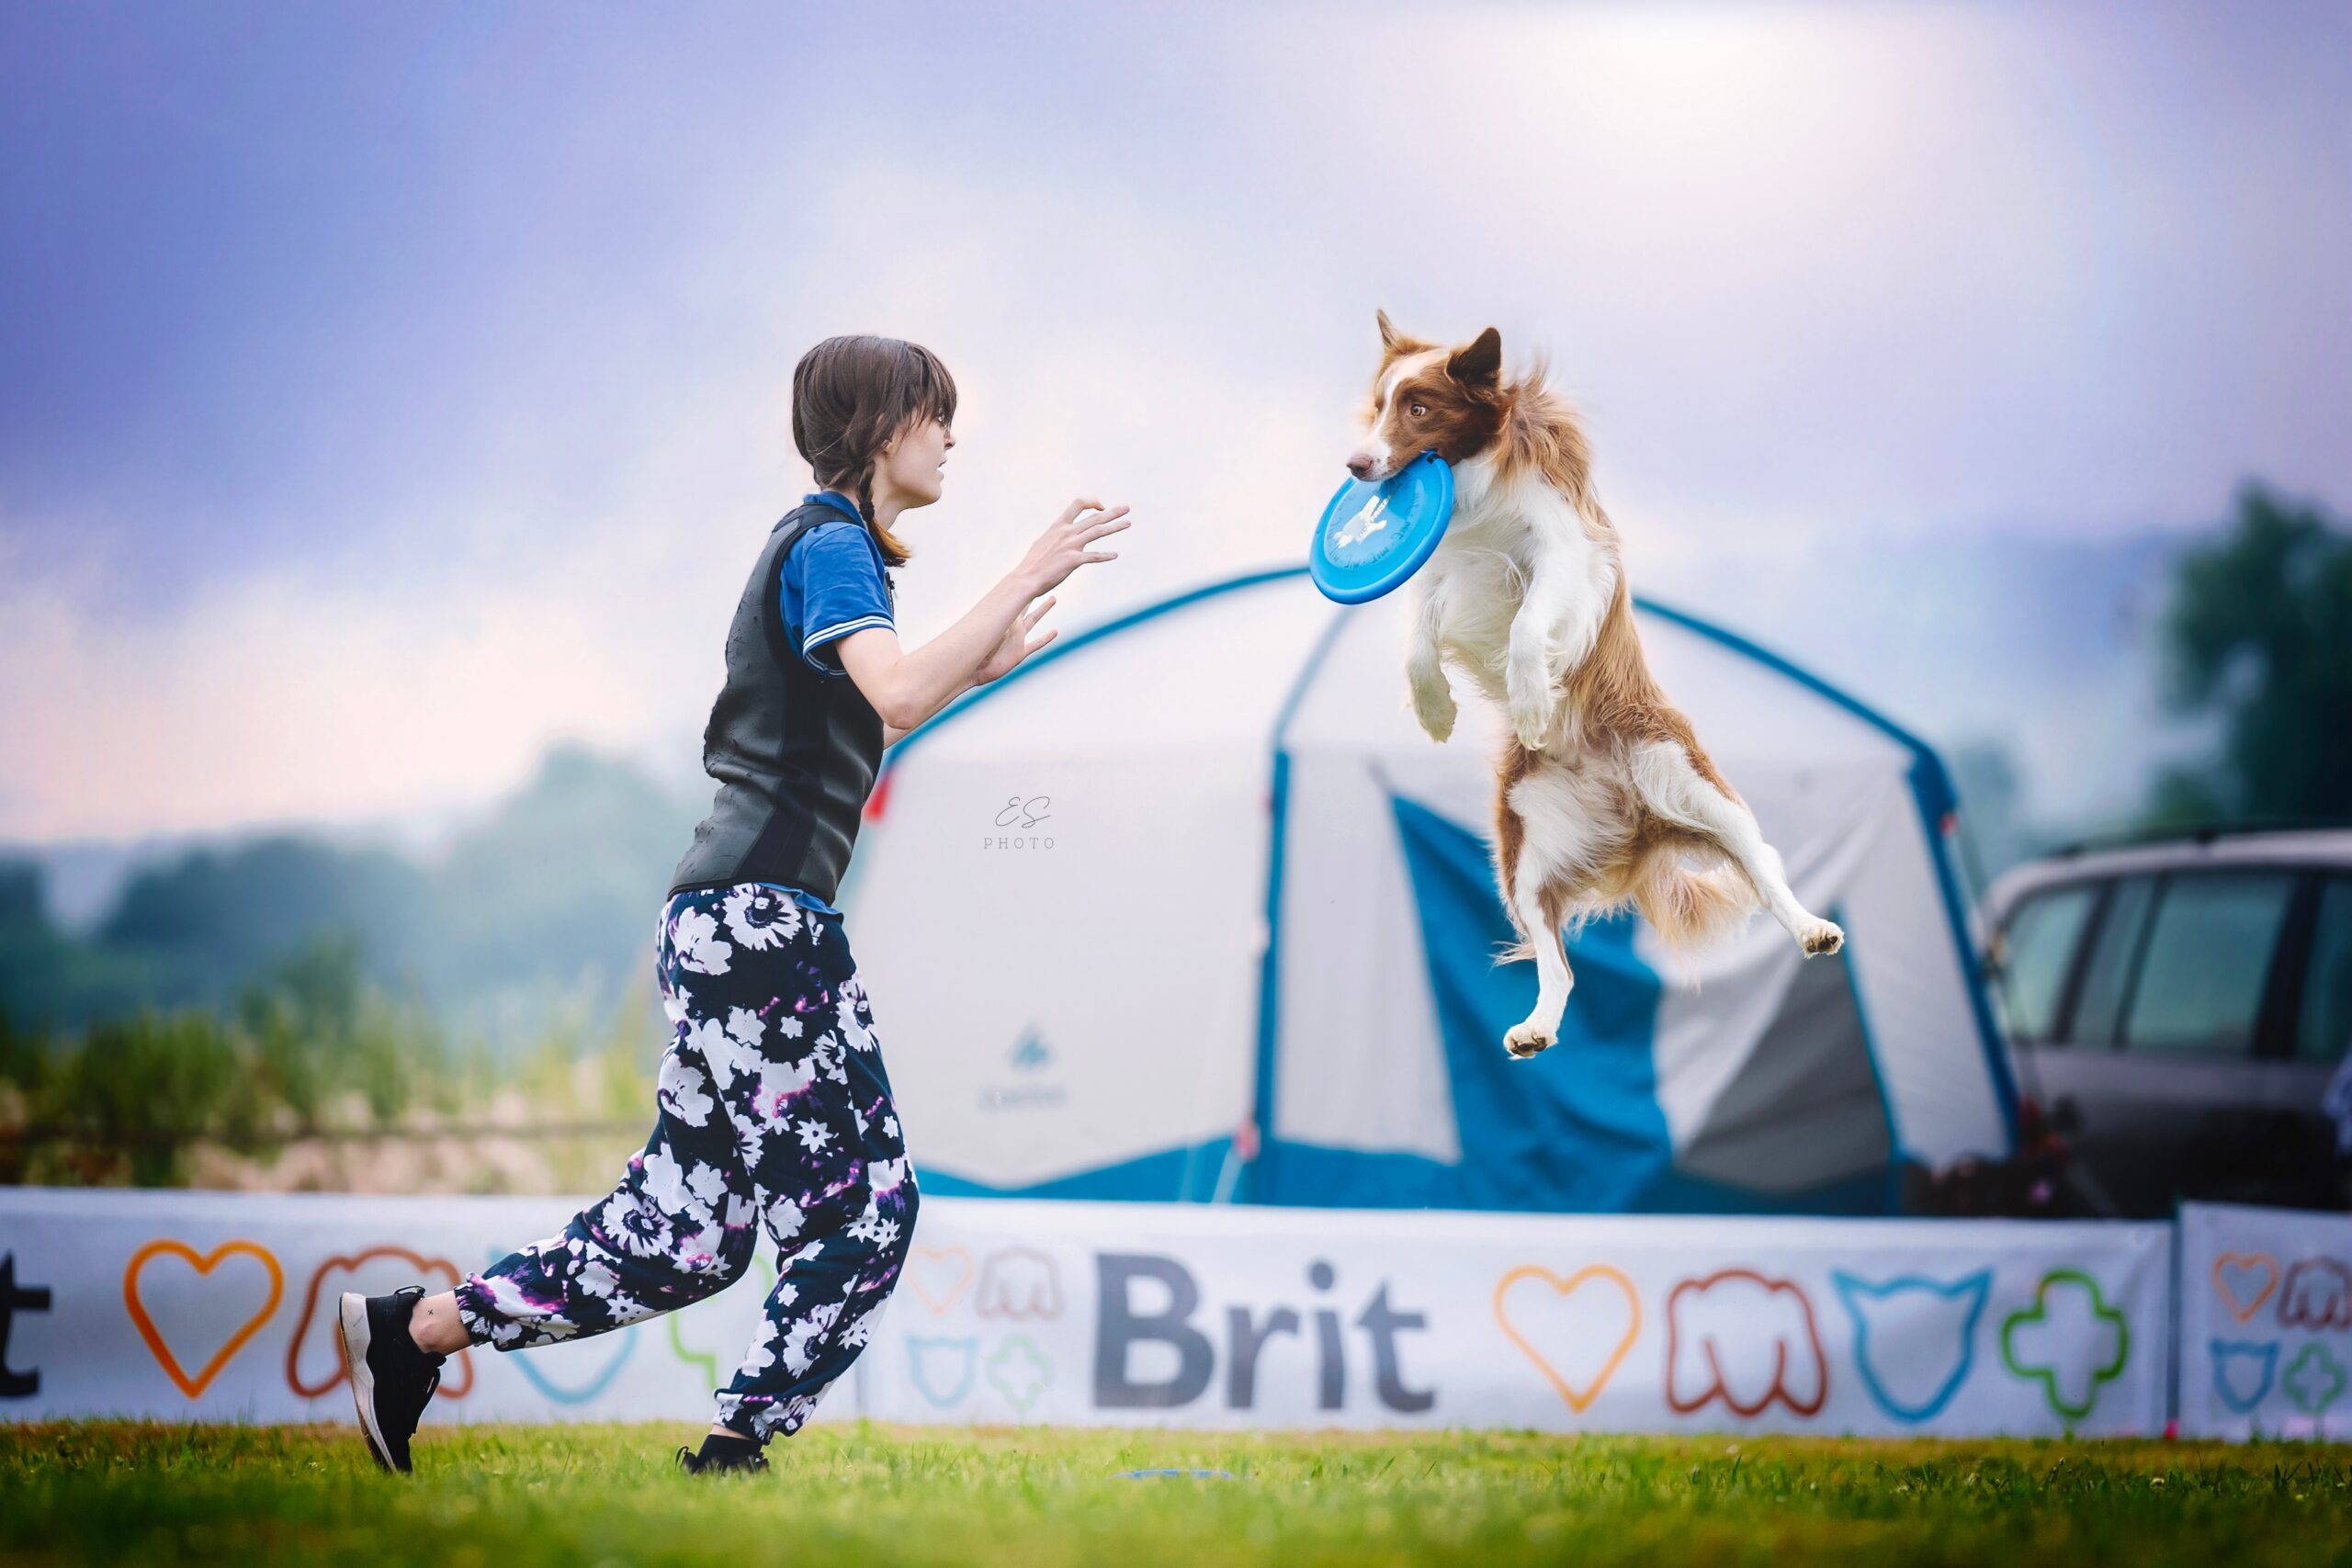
[1015,498,1130,595]
[974,594,1057,683]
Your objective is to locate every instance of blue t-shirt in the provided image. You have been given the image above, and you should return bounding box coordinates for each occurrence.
[780,491,896,677]
[767,491,898,918]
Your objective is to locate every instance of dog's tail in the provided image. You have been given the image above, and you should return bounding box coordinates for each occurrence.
[1632,855,1756,955]
[1489,854,1753,969]
[1493,928,1544,967]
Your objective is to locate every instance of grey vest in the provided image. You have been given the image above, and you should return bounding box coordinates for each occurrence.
[670,502,889,904]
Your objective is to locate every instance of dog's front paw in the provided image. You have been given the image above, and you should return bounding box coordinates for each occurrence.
[1503,1022,1555,1059]
[1798,918,1845,957]
[1508,689,1553,750]
[1410,676,1457,742]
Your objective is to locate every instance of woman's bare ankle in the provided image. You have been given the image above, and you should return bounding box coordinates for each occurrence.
[408,1291,469,1356]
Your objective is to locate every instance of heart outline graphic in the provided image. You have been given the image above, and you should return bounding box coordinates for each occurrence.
[284,1246,476,1400]
[1493,1264,1641,1413]
[123,1239,285,1400]
[908,1246,975,1314]
[2211,1252,2278,1324]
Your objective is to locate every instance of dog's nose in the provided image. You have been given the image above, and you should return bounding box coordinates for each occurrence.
[1346,453,1375,479]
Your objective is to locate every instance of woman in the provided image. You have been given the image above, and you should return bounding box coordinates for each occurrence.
[334,335,1132,1476]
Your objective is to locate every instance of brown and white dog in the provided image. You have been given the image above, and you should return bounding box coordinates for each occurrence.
[1348,311,1844,1059]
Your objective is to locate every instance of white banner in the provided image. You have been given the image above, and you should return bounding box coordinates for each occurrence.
[0,1189,857,1427]
[2177,1201,2352,1441]
[862,1201,2171,1437]
[0,1189,2172,1437]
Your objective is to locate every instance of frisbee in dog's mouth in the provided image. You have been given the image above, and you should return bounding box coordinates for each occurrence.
[1309,450,1454,604]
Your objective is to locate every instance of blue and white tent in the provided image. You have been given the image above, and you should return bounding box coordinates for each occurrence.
[841,567,2015,1215]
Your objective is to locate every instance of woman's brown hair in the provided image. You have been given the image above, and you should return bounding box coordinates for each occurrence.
[790,334,957,567]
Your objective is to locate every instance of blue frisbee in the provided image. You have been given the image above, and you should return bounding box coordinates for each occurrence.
[1308,450,1455,604]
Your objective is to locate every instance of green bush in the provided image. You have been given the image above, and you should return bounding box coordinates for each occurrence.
[0,934,655,1189]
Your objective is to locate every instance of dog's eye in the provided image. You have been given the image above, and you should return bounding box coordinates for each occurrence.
[1408,401,1429,418]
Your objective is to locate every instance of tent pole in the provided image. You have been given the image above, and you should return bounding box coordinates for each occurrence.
[1242,608,1352,1204]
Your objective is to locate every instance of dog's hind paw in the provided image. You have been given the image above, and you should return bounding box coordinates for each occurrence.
[1799,918,1845,957]
[1503,1022,1555,1059]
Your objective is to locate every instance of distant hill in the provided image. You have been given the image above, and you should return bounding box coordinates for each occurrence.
[0,745,703,1041]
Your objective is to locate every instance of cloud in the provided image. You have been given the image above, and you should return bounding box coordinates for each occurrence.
[3,2,2347,839]
[0,509,702,838]
[0,164,1332,840]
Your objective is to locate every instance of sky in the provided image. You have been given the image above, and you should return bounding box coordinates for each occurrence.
[2,0,2347,843]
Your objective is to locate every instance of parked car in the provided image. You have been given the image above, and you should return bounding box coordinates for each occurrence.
[1978,825,2352,1218]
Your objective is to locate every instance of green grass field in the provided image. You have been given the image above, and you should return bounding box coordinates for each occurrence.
[3,1421,2349,1568]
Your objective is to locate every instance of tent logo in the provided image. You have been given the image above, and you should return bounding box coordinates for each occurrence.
[1010,1029,1053,1073]
[982,1027,1067,1111]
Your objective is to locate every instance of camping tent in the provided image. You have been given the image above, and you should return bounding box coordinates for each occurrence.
[838,566,2015,1215]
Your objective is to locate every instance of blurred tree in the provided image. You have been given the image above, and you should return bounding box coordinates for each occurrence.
[0,862,42,931]
[426,743,700,999]
[0,745,697,1043]
[1947,738,2043,880]
[99,836,430,1009]
[0,863,58,1024]
[2148,483,2352,826]
[0,858,164,1032]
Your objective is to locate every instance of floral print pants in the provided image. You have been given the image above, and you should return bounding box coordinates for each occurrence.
[453,883,919,1441]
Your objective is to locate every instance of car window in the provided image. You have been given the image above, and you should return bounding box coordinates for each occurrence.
[1995,885,2098,1042]
[2296,877,2352,1063]
[2068,875,2158,1046]
[2121,873,2296,1056]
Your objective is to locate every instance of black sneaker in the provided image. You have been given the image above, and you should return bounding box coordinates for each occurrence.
[675,1441,769,1476]
[336,1285,446,1474]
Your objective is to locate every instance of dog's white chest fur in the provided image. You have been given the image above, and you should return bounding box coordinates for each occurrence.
[1416,456,1617,719]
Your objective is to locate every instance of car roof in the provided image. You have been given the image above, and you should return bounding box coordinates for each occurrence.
[1983,827,2352,921]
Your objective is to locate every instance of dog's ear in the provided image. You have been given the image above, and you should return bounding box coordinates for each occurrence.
[1448,327,1502,388]
[1376,309,1402,353]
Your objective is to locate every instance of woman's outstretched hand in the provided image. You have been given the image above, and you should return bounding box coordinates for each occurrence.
[1015,497,1130,595]
[974,593,1057,683]
[849,497,1133,735]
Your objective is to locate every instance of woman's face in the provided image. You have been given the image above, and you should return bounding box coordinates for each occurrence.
[876,414,955,510]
